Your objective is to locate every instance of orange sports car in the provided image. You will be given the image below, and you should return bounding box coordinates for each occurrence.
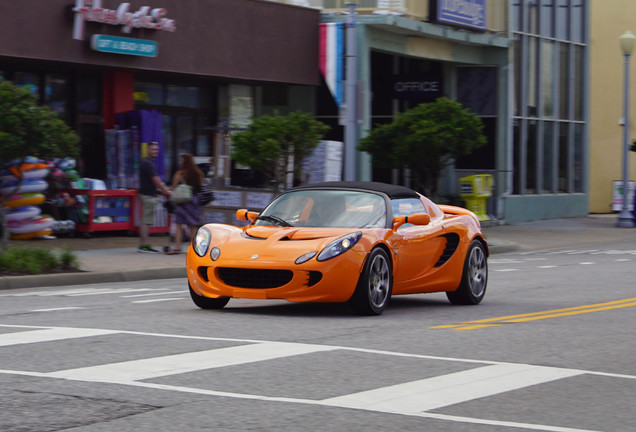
[186,181,488,315]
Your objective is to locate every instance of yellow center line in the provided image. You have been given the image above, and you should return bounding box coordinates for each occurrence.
[432,297,636,331]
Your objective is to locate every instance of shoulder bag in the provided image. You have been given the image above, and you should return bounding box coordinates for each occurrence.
[171,183,192,204]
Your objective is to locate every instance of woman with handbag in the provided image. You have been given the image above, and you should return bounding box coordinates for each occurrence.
[167,153,204,254]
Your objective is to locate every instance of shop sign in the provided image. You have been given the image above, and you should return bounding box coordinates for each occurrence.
[73,0,176,40]
[393,74,442,100]
[431,0,486,31]
[91,34,158,57]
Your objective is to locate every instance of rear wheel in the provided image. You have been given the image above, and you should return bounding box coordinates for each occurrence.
[189,283,230,309]
[446,239,488,305]
[350,248,392,315]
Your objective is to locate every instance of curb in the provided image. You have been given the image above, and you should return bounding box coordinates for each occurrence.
[0,267,186,290]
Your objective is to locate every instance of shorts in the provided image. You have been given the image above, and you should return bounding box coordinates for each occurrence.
[140,194,158,225]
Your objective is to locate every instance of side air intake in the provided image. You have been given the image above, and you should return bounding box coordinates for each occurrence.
[434,233,460,267]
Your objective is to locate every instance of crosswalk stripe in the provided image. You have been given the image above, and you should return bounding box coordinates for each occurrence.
[48,342,336,383]
[321,363,583,413]
[0,328,118,347]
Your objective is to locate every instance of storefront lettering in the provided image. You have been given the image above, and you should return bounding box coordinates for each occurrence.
[392,74,443,100]
[395,81,440,93]
[95,38,154,52]
[73,0,176,40]
[90,34,158,57]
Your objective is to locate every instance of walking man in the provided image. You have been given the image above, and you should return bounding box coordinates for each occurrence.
[138,142,171,253]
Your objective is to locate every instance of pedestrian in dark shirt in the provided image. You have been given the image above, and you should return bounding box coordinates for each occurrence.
[138,142,171,253]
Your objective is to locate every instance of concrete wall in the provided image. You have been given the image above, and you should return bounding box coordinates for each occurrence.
[589,0,636,213]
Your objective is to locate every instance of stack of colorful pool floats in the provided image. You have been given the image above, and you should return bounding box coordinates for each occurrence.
[1,156,84,240]
[0,157,55,239]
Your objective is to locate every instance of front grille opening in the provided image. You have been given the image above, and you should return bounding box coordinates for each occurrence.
[198,266,209,282]
[306,271,322,287]
[434,233,460,267]
[217,268,293,289]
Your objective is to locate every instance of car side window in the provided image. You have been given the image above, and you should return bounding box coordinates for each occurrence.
[391,198,426,231]
[391,198,426,217]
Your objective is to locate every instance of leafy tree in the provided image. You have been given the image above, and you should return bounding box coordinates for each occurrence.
[358,97,487,197]
[231,111,329,191]
[0,80,80,250]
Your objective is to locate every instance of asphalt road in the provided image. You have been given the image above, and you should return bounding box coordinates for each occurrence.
[1,240,635,432]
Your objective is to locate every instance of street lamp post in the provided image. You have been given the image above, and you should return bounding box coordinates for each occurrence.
[618,31,635,228]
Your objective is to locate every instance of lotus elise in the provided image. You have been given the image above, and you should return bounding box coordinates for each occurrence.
[186,181,488,315]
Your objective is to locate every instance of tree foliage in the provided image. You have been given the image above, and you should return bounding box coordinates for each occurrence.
[358,97,487,196]
[0,80,79,165]
[231,111,329,190]
[0,80,80,251]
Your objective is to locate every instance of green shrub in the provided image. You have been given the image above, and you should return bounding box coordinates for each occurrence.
[0,246,78,275]
[59,248,78,269]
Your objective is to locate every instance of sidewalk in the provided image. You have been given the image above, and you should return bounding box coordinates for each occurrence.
[3,214,635,290]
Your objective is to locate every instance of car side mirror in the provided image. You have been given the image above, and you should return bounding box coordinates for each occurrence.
[393,213,431,230]
[236,209,259,223]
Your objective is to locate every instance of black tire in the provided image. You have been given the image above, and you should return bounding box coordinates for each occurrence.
[350,248,392,315]
[189,283,230,310]
[446,239,488,305]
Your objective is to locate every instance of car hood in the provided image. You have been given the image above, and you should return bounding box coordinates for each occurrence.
[244,226,356,241]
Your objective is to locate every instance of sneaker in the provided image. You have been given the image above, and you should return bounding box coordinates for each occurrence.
[138,245,160,254]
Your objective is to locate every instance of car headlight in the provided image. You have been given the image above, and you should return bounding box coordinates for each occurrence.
[193,227,211,257]
[316,231,362,262]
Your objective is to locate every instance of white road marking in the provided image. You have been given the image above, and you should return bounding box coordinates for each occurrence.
[0,327,118,347]
[488,259,524,264]
[67,289,159,297]
[321,363,583,413]
[29,307,84,313]
[122,291,185,298]
[131,298,185,304]
[538,265,557,269]
[0,288,158,297]
[545,250,577,255]
[495,269,519,272]
[579,262,595,265]
[48,342,336,383]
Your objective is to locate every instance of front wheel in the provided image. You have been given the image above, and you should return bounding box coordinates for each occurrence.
[446,239,488,305]
[189,283,230,309]
[349,248,392,315]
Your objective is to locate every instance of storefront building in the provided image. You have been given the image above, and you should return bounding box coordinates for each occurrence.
[0,0,320,186]
[1,0,593,224]
[309,0,589,223]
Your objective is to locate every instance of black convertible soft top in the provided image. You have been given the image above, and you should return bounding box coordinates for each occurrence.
[292,181,420,199]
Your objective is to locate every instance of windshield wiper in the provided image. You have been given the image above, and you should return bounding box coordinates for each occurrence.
[255,215,293,227]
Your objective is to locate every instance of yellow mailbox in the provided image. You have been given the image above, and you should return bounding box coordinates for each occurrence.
[459,174,493,221]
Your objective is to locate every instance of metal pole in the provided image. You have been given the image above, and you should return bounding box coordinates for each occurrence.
[343,1,357,181]
[618,52,634,227]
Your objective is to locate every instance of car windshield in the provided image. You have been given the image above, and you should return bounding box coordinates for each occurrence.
[257,190,387,228]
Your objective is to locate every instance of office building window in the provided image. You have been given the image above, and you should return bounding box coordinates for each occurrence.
[512,0,587,195]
